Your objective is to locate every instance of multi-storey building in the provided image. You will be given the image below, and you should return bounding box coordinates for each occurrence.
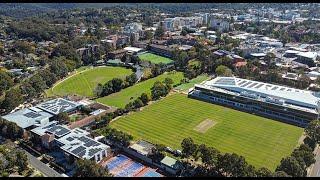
[189,76,320,127]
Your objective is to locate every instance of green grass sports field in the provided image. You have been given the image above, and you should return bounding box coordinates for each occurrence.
[96,71,184,108]
[174,74,210,92]
[47,66,133,97]
[110,93,303,170]
[138,53,174,64]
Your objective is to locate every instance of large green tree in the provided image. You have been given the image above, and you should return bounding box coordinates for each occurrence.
[276,156,306,177]
[1,88,24,113]
[0,71,14,95]
[181,137,197,159]
[215,65,233,77]
[74,159,112,177]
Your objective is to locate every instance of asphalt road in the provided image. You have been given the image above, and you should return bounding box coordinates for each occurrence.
[309,146,320,177]
[23,149,63,177]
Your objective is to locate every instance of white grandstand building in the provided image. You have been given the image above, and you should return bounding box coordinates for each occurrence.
[188,76,320,127]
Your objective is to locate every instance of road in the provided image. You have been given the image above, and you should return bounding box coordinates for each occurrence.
[309,146,320,177]
[22,149,63,177]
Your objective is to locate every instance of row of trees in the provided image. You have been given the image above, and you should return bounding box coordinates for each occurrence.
[0,56,74,113]
[150,78,174,100]
[94,73,137,97]
[179,137,289,177]
[74,159,112,177]
[276,144,315,177]
[94,78,174,130]
[0,70,14,96]
[0,117,23,140]
[0,144,29,177]
[99,127,133,147]
[274,119,320,177]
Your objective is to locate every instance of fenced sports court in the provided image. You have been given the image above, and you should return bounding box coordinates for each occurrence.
[102,154,163,177]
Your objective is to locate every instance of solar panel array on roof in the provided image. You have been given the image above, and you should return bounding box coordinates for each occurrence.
[255,83,264,89]
[88,148,102,157]
[66,137,74,141]
[24,112,42,118]
[37,98,79,115]
[248,82,258,88]
[280,88,286,91]
[46,125,70,137]
[241,81,252,87]
[79,136,90,143]
[271,86,279,90]
[214,78,235,85]
[71,146,86,155]
[238,80,247,86]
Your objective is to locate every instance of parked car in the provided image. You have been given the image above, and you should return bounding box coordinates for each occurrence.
[165,146,173,153]
[173,149,182,156]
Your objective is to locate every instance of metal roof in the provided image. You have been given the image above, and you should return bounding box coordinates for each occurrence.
[197,77,320,113]
[2,107,53,129]
[36,98,82,115]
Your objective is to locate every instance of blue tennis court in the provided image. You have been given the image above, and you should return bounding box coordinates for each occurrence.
[141,169,163,177]
[104,154,164,177]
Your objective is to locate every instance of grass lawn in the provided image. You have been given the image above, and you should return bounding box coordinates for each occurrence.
[69,113,87,122]
[188,59,201,67]
[138,52,174,64]
[174,74,210,92]
[109,93,303,170]
[46,66,133,97]
[96,71,184,108]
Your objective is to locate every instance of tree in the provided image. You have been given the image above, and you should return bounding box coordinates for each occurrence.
[276,156,306,177]
[291,144,315,167]
[181,27,188,36]
[174,51,189,70]
[154,26,164,39]
[124,102,135,112]
[149,144,166,163]
[151,81,168,100]
[27,74,47,94]
[303,136,316,150]
[16,150,28,173]
[1,88,24,113]
[133,98,144,109]
[181,137,197,158]
[111,78,124,92]
[94,83,104,97]
[20,82,37,99]
[0,71,14,95]
[49,58,69,79]
[199,144,220,167]
[163,77,174,91]
[305,120,320,144]
[273,171,291,177]
[56,112,70,123]
[215,65,233,77]
[256,167,272,177]
[125,74,137,87]
[139,93,151,105]
[74,159,112,177]
[217,153,250,177]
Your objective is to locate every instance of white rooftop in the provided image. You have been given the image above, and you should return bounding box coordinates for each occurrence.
[197,77,320,113]
[2,107,53,129]
[36,98,82,115]
[124,46,143,53]
[31,121,109,160]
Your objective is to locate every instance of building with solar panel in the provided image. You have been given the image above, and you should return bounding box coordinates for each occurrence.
[1,107,54,130]
[31,121,110,163]
[2,98,83,130]
[188,76,320,127]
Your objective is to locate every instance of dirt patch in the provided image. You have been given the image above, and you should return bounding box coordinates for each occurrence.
[193,119,217,133]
